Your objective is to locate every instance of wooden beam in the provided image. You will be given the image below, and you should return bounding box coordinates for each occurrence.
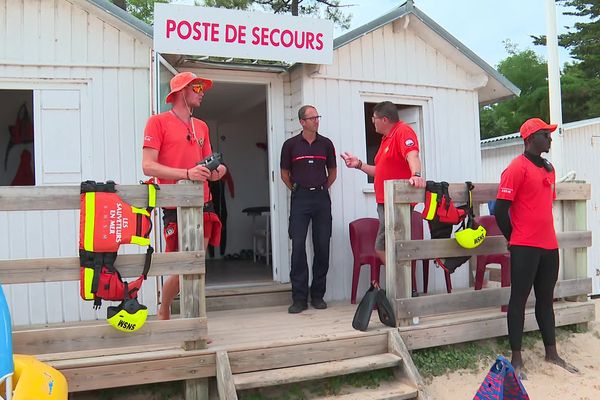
[395,278,592,319]
[393,231,591,261]
[0,251,205,284]
[388,181,591,204]
[384,180,412,326]
[12,318,207,354]
[227,333,388,374]
[0,183,203,211]
[57,352,216,392]
[216,351,238,400]
[400,301,595,350]
[388,330,431,400]
[562,200,589,301]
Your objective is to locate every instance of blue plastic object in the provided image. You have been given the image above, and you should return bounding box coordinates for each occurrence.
[0,284,14,384]
[474,355,529,399]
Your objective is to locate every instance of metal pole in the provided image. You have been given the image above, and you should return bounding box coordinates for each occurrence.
[545,0,564,175]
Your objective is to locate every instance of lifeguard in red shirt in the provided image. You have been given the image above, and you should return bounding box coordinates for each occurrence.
[494,117,578,377]
[142,72,227,321]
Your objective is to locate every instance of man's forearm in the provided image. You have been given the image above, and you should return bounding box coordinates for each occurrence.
[494,199,513,241]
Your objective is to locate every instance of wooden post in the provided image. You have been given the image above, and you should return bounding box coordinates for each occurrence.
[177,180,209,399]
[384,180,413,326]
[388,331,431,400]
[216,351,239,400]
[562,197,588,302]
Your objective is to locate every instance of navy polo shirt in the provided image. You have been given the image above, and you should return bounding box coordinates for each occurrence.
[280,132,336,188]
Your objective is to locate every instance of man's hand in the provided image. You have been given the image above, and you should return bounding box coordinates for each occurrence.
[340,152,359,169]
[409,175,426,188]
[187,164,211,182]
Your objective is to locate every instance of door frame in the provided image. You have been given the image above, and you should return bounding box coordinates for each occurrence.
[150,62,288,283]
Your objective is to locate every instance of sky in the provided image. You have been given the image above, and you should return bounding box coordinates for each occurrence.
[171,0,586,69]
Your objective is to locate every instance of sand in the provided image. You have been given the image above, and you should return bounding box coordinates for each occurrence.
[427,299,600,399]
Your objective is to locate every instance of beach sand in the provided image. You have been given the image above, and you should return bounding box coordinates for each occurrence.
[427,298,600,399]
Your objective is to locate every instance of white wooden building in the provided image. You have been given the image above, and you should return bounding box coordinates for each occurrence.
[1,0,520,325]
[481,117,600,295]
[0,0,156,325]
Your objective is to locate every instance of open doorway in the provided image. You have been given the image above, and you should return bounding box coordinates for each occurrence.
[195,81,273,287]
[0,91,35,187]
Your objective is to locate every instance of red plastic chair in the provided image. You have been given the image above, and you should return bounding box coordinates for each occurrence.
[349,218,381,304]
[412,211,452,294]
[474,215,511,290]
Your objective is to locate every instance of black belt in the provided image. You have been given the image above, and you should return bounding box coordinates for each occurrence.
[295,185,325,191]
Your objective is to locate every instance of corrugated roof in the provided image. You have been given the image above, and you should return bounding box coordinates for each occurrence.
[480,116,600,149]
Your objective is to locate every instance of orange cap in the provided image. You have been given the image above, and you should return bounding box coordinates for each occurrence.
[520,118,557,140]
[165,72,213,104]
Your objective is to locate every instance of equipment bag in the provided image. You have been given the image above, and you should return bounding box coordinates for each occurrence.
[473,356,529,400]
[423,181,475,274]
[79,180,157,308]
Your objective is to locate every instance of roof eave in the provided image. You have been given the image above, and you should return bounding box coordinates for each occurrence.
[82,0,153,39]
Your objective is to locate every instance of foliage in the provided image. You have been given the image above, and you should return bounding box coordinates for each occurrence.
[533,1,600,79]
[479,48,550,139]
[111,0,170,24]
[412,340,497,378]
[479,45,600,138]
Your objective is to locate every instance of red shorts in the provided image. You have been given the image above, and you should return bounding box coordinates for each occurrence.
[164,211,222,252]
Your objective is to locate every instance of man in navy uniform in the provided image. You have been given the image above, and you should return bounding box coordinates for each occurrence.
[280,105,337,314]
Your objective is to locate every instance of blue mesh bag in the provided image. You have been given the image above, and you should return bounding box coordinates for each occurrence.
[473,356,529,400]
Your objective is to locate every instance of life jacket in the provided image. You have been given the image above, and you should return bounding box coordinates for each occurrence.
[79,180,158,308]
[422,181,475,274]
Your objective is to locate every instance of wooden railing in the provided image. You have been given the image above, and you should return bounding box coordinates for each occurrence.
[0,183,208,392]
[383,181,592,326]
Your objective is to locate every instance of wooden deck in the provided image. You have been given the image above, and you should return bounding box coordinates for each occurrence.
[206,299,594,352]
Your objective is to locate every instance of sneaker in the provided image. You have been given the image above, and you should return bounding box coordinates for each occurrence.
[288,301,308,314]
[311,298,327,309]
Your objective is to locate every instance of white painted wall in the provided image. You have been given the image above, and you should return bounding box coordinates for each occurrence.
[0,0,153,326]
[481,119,600,295]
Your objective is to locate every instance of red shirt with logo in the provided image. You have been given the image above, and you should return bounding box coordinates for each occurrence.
[374,121,419,204]
[143,111,212,203]
[496,154,557,249]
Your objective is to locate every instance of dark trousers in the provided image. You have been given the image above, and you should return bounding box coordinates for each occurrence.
[507,245,559,351]
[288,189,332,302]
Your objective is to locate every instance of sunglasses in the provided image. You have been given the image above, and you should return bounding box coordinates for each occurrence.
[190,84,204,94]
[302,115,322,121]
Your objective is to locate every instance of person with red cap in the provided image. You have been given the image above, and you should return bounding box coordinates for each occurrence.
[142,72,227,320]
[494,117,578,377]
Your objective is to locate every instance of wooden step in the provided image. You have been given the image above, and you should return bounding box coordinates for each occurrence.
[233,353,402,390]
[311,382,418,400]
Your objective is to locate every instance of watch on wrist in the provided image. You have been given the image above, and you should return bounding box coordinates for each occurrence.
[413,172,421,177]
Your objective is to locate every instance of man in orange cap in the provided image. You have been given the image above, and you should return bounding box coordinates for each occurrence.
[494,117,578,377]
[142,71,226,320]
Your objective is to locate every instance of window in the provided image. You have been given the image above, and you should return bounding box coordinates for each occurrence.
[363,102,424,183]
[0,91,35,186]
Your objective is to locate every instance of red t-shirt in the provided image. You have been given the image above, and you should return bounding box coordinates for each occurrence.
[143,111,212,203]
[374,121,419,204]
[496,154,557,249]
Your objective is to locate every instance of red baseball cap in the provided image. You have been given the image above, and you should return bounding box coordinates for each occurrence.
[520,118,557,140]
[165,72,213,104]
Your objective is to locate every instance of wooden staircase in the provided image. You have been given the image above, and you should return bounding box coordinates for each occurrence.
[215,330,430,400]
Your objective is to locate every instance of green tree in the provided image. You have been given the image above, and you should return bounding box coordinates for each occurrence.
[531,0,600,78]
[480,48,550,139]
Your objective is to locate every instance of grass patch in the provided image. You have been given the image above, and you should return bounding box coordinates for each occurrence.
[413,324,588,379]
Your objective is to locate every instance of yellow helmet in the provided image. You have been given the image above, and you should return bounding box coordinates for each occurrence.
[107,298,148,332]
[455,225,486,249]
